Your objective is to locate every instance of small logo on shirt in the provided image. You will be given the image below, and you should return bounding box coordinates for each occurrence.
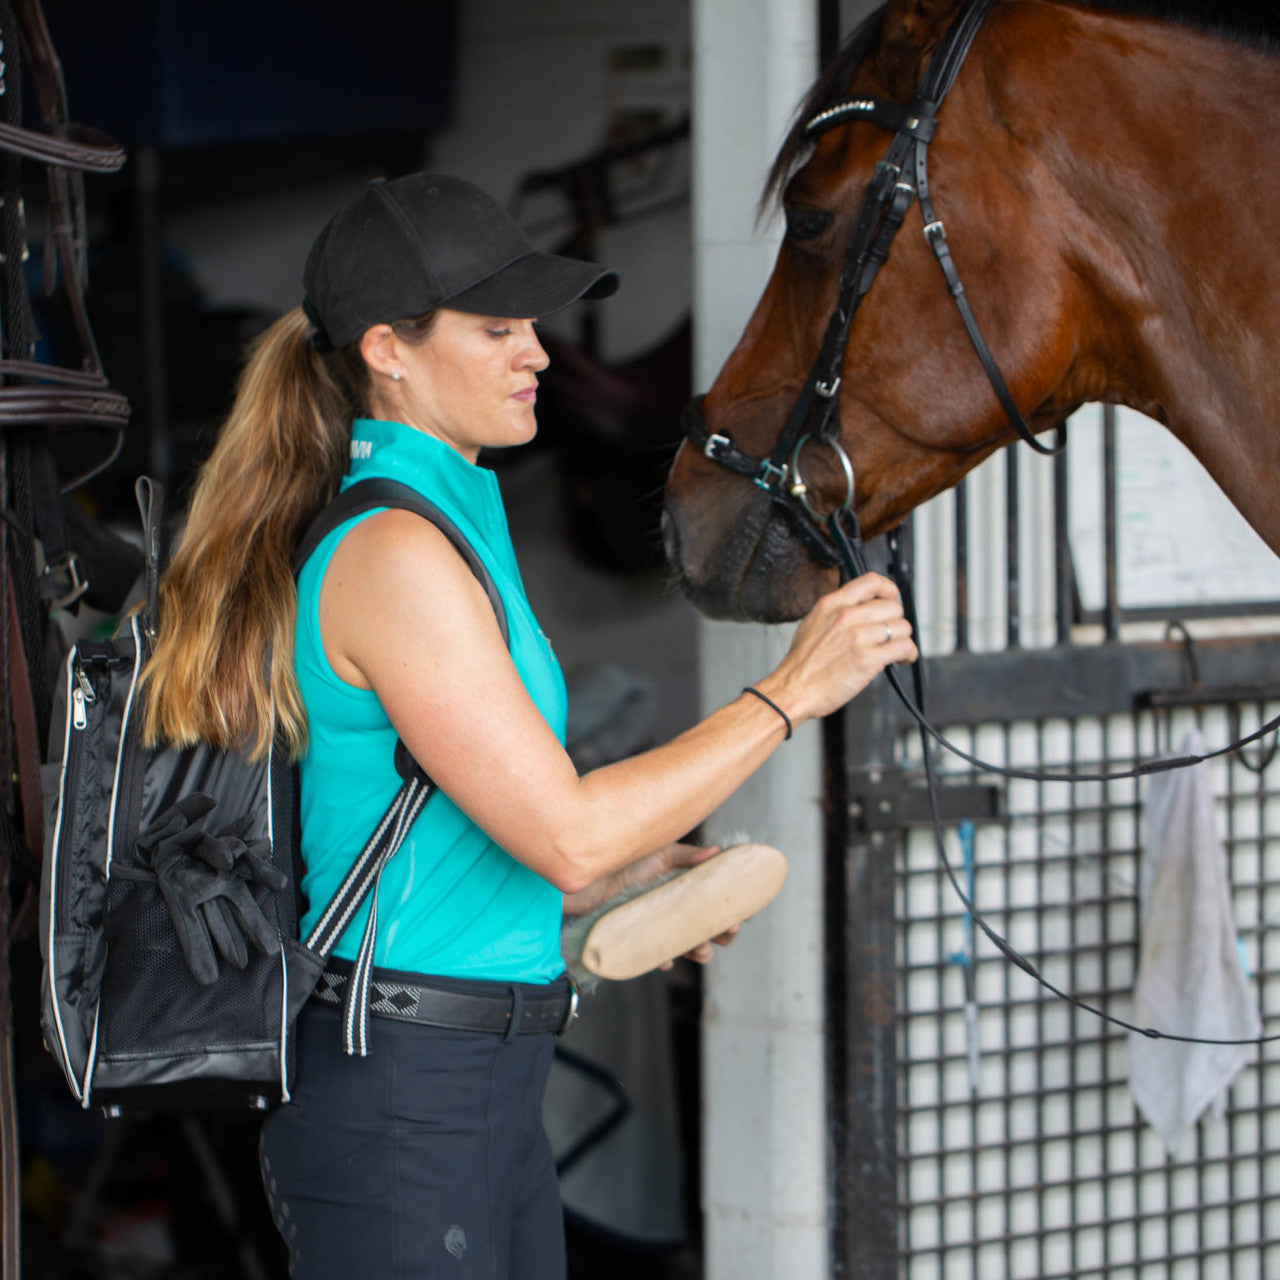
[351,439,373,460]
[444,1225,467,1261]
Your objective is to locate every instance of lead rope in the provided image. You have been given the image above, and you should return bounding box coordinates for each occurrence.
[825,485,1280,1048]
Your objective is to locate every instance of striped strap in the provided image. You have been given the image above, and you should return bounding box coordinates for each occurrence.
[303,773,434,1055]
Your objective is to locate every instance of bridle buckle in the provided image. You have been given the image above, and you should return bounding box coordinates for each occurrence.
[703,431,731,460]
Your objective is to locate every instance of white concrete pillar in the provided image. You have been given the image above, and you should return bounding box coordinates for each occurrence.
[690,3,825,1277]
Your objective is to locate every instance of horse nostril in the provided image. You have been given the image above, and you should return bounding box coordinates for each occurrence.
[660,508,680,568]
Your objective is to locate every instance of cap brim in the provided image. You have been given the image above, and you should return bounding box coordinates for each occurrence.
[443,251,618,319]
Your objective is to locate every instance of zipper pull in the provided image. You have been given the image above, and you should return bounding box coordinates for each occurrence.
[71,660,96,730]
[76,666,97,705]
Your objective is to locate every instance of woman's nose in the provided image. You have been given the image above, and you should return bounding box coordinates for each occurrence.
[520,327,549,371]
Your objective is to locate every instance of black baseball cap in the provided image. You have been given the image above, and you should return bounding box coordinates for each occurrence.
[302,172,619,351]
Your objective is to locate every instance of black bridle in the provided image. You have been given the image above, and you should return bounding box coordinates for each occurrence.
[682,0,1063,578]
[684,0,1280,1048]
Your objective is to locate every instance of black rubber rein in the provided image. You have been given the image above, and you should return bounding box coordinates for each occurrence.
[830,491,1280,1049]
[829,491,1280,786]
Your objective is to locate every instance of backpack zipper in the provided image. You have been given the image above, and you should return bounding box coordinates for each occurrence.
[44,646,96,1101]
[57,654,101,932]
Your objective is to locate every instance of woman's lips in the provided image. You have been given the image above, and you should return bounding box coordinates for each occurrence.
[510,387,537,404]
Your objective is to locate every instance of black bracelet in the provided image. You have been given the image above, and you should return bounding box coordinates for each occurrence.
[742,686,793,741]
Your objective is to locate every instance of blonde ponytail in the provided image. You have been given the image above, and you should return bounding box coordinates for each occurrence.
[140,307,352,760]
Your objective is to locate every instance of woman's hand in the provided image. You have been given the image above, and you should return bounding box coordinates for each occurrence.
[663,922,741,967]
[754,572,918,726]
[563,841,741,965]
[563,841,720,917]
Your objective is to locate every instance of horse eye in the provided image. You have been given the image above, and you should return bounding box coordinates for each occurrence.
[785,205,833,242]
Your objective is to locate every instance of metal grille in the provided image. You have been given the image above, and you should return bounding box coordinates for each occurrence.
[893,704,1280,1280]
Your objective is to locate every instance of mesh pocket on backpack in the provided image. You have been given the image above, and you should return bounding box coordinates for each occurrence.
[97,871,281,1062]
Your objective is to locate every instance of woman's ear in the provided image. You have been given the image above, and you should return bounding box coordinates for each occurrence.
[359,324,399,379]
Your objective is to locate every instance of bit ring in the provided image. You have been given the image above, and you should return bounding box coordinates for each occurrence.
[884,623,893,643]
[788,433,856,522]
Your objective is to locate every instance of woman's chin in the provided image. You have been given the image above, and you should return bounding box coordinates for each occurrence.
[510,408,540,446]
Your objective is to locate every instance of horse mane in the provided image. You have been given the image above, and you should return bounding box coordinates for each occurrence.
[1098,1,1280,50]
[763,0,1279,208]
[763,6,885,208]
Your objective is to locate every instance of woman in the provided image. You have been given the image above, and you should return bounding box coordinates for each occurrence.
[141,172,916,1279]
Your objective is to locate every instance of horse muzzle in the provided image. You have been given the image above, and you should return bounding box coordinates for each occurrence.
[663,396,844,621]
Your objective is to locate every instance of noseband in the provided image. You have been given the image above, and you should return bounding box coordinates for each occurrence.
[682,0,1064,582]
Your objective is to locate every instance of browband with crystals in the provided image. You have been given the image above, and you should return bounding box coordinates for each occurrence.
[805,98,938,143]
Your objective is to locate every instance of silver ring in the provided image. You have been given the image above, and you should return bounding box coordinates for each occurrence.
[788,433,856,521]
[884,623,893,643]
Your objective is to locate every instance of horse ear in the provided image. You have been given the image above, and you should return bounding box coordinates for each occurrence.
[883,0,962,44]
[878,0,964,94]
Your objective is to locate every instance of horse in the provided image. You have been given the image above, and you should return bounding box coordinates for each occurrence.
[663,0,1280,623]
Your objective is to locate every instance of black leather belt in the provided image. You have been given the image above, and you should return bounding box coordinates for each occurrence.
[313,968,578,1036]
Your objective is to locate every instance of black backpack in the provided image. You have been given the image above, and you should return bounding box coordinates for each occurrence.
[39,476,506,1114]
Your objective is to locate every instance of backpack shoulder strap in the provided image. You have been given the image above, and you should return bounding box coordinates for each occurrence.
[291,477,516,1055]
[293,477,509,646]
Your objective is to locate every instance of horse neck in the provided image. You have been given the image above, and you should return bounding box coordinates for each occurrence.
[1009,5,1280,543]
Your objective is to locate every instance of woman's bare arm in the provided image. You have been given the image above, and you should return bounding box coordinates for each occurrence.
[320,509,915,893]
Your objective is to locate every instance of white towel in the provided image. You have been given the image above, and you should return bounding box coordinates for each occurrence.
[1129,728,1261,1155]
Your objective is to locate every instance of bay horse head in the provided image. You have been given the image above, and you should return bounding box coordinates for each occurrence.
[664,0,1280,621]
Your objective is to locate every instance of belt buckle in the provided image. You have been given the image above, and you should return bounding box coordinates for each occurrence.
[558,979,580,1036]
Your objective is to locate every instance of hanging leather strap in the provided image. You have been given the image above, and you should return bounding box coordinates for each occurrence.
[7,0,125,175]
[6,571,40,873]
[0,0,131,506]
[135,476,163,643]
[0,532,15,1280]
[0,830,16,1280]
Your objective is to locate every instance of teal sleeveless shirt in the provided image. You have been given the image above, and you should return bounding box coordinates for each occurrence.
[294,418,567,982]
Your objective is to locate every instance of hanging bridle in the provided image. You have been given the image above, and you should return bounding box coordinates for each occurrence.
[682,0,1280,1049]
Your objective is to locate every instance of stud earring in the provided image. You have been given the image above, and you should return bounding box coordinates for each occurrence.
[392,371,402,381]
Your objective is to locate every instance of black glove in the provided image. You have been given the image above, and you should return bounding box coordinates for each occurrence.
[220,813,289,892]
[137,794,285,985]
[203,814,290,970]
